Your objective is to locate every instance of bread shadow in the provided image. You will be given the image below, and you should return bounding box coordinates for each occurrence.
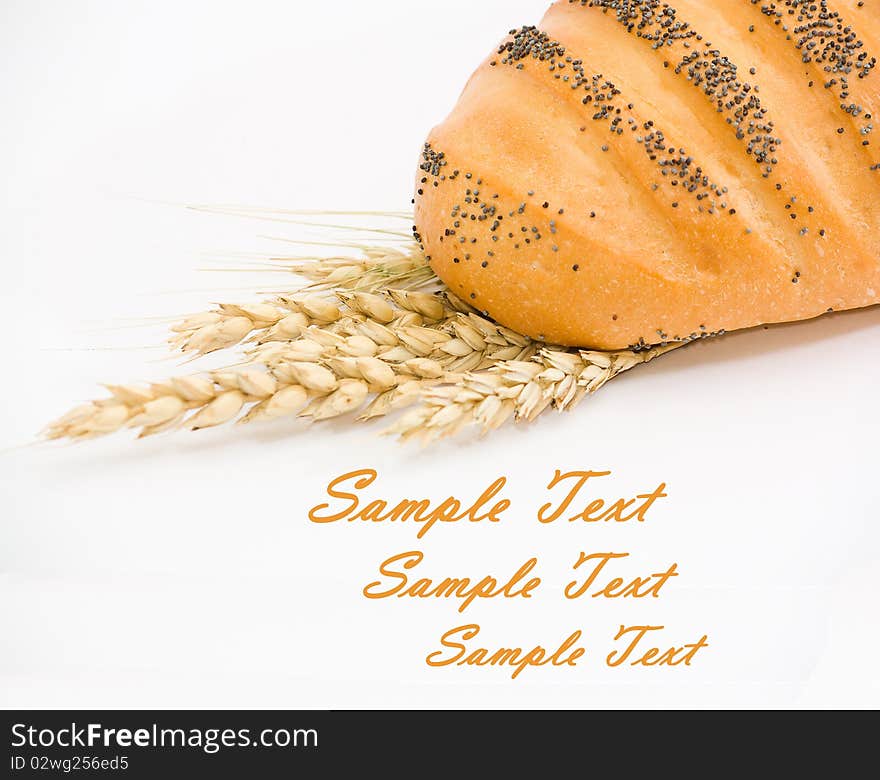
[635,304,879,375]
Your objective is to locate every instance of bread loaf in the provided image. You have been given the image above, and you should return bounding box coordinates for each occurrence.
[413,0,879,350]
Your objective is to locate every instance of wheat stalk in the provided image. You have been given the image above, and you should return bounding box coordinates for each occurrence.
[48,286,540,439]
[46,226,687,444]
[45,344,448,441]
[45,342,676,441]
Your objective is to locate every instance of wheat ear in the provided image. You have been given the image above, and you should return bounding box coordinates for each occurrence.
[387,344,681,442]
[285,244,434,291]
[47,287,541,439]
[169,244,434,355]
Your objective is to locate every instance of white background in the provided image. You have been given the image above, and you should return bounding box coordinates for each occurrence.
[2,0,878,709]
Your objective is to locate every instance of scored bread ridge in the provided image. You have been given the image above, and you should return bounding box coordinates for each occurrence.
[412,0,880,350]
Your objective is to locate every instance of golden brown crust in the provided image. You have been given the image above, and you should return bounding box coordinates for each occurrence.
[413,0,880,349]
